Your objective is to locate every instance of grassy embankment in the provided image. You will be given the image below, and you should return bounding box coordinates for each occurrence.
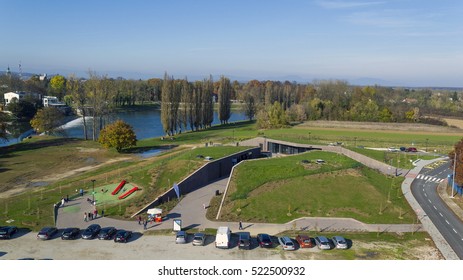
[214,151,414,224]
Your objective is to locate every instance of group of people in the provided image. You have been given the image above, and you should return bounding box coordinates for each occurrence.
[84,209,102,222]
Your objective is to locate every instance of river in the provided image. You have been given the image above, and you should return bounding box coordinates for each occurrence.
[1,109,247,146]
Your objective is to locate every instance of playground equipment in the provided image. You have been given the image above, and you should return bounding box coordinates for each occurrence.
[111,180,126,195]
[118,186,139,199]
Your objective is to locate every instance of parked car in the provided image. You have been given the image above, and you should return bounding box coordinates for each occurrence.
[387,147,399,152]
[175,230,187,244]
[332,236,348,249]
[215,227,231,249]
[278,236,296,251]
[314,236,331,250]
[61,227,80,240]
[192,233,206,246]
[0,226,18,239]
[98,227,117,240]
[114,230,132,243]
[81,224,101,240]
[406,147,417,152]
[296,234,315,248]
[37,227,58,240]
[399,147,406,151]
[238,232,251,250]
[257,233,273,248]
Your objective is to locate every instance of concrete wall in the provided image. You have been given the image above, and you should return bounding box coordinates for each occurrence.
[132,147,261,217]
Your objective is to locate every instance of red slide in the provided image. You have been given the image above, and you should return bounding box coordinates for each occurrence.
[111,180,126,195]
[118,186,139,199]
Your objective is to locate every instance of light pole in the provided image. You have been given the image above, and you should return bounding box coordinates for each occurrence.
[91,179,96,204]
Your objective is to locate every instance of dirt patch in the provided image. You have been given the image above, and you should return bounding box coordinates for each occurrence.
[296,120,462,134]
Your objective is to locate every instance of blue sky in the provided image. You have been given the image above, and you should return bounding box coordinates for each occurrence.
[1,0,463,86]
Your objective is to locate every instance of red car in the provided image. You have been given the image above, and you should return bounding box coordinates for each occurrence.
[296,234,315,248]
[406,147,417,152]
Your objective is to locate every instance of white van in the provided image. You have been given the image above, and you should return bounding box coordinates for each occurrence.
[215,226,231,249]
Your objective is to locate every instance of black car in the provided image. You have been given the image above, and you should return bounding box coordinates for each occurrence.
[257,233,273,248]
[37,227,58,240]
[98,227,117,240]
[238,232,251,250]
[0,226,18,239]
[114,230,132,243]
[81,224,101,239]
[61,228,80,240]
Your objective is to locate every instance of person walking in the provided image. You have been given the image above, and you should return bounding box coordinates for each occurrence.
[138,215,142,225]
[61,197,65,207]
[239,221,243,230]
[101,209,105,217]
[84,212,87,222]
[94,209,98,219]
[143,219,148,230]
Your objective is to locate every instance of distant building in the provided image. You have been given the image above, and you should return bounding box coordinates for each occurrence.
[43,96,64,107]
[3,91,42,105]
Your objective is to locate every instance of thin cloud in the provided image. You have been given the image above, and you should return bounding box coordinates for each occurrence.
[345,11,427,28]
[315,0,385,9]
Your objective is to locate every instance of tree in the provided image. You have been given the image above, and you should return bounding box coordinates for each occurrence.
[243,93,256,121]
[450,139,463,185]
[49,75,67,99]
[7,99,37,120]
[30,107,65,135]
[98,120,137,152]
[0,111,9,142]
[68,74,89,140]
[218,76,232,124]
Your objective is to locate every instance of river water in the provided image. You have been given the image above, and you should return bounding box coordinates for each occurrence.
[2,109,246,146]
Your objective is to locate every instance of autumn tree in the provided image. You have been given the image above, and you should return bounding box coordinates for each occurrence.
[98,120,137,152]
[30,107,65,135]
[449,139,463,185]
[49,75,67,99]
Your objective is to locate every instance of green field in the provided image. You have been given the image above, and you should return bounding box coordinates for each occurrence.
[218,151,413,224]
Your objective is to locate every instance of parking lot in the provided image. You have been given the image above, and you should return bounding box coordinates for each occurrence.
[0,230,308,260]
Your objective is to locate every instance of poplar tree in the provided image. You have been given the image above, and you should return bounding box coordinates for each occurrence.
[218,76,231,124]
[202,75,214,128]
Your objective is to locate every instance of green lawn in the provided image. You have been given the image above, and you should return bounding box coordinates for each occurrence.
[219,152,412,224]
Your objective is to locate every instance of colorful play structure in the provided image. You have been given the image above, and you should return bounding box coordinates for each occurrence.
[111,180,126,195]
[118,186,139,199]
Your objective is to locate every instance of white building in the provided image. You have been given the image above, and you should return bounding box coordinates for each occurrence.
[3,91,42,105]
[43,96,64,107]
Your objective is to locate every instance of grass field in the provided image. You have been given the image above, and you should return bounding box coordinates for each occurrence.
[218,151,413,224]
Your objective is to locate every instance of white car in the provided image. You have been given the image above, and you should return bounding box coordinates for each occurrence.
[332,236,348,249]
[387,147,399,152]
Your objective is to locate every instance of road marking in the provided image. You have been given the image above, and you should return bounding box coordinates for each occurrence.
[453,228,458,234]
[424,193,427,197]
[428,199,432,203]
[446,220,450,224]
[439,212,443,217]
[433,205,437,210]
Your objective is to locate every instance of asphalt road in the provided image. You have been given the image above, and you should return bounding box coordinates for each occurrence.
[411,160,463,259]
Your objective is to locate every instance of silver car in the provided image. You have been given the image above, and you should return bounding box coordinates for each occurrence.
[332,236,348,249]
[175,230,187,244]
[278,236,296,251]
[314,236,331,250]
[192,233,206,246]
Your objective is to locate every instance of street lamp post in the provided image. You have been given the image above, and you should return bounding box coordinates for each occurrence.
[91,179,96,204]
[452,152,456,198]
